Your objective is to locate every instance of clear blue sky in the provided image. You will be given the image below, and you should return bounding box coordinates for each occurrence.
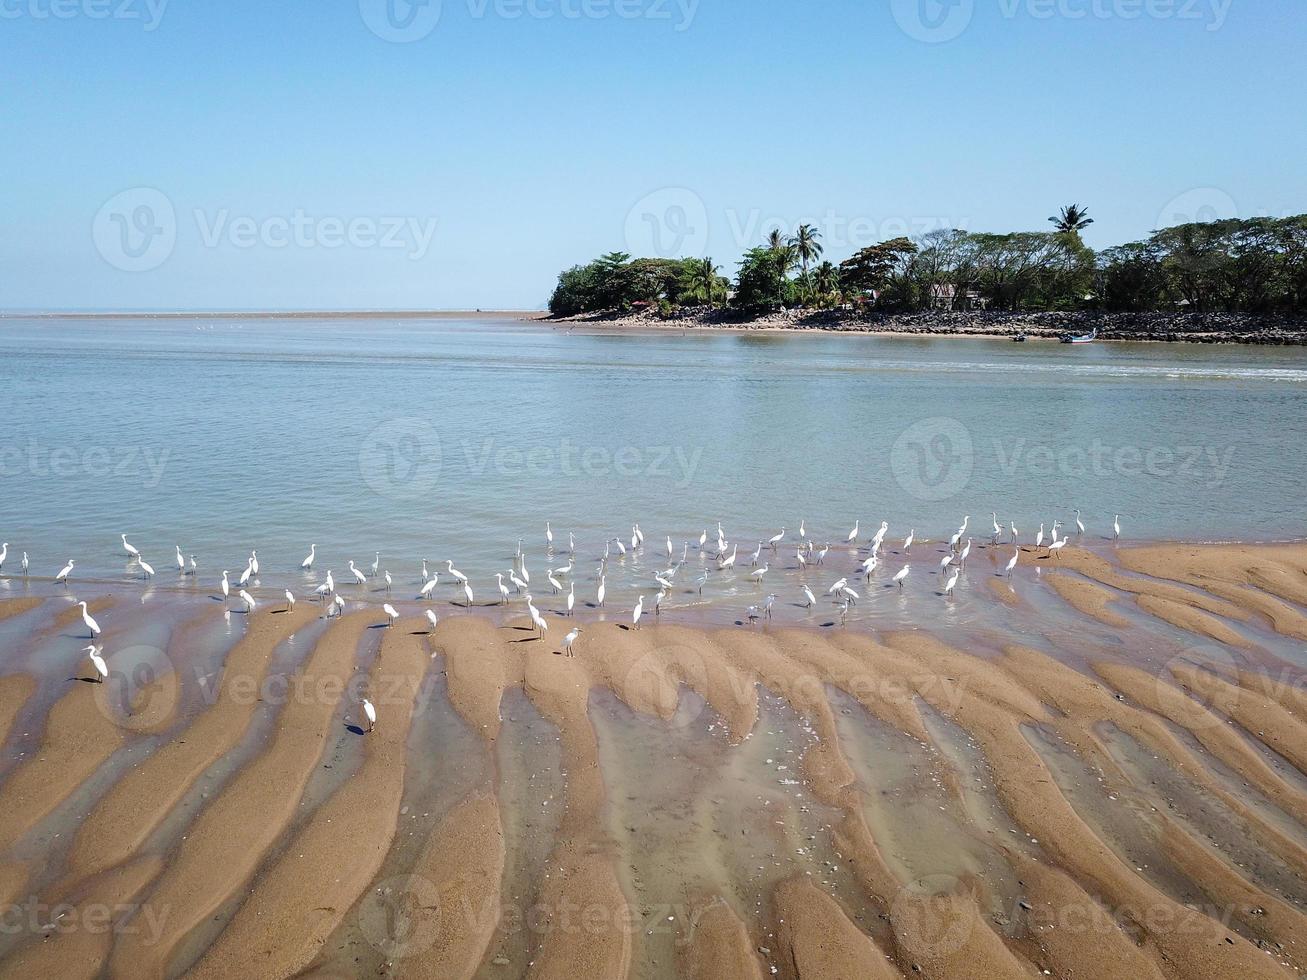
[1,0,1302,311]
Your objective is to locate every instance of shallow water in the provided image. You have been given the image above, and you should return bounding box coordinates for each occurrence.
[1,317,1304,610]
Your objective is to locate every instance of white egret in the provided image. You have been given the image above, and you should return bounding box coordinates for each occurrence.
[421,558,429,581]
[239,589,256,612]
[1005,550,1020,578]
[796,548,807,569]
[944,571,959,597]
[371,553,380,579]
[632,595,644,630]
[420,575,440,599]
[654,589,666,616]
[362,698,376,732]
[746,604,760,624]
[1075,509,1086,536]
[553,559,574,577]
[121,534,139,559]
[238,562,253,588]
[763,593,776,619]
[496,573,510,604]
[959,539,972,567]
[903,530,915,553]
[799,519,806,539]
[78,600,101,638]
[250,551,259,576]
[567,582,575,616]
[302,544,316,570]
[138,557,155,580]
[769,528,786,552]
[462,582,474,607]
[221,570,230,603]
[815,544,829,566]
[630,529,639,551]
[546,522,554,550]
[847,521,859,545]
[21,552,29,576]
[665,535,673,559]
[1114,515,1122,541]
[518,558,530,583]
[188,555,196,576]
[612,538,626,557]
[569,531,576,555]
[597,576,607,607]
[939,554,953,574]
[527,596,547,637]
[175,545,185,571]
[285,589,296,612]
[1035,524,1046,551]
[750,541,762,567]
[0,542,6,571]
[383,603,399,627]
[563,626,581,657]
[86,645,108,683]
[314,571,334,600]
[55,560,75,586]
[838,584,860,603]
[838,599,850,626]
[635,523,645,546]
[749,563,768,586]
[696,571,708,594]
[872,521,889,550]
[718,545,738,571]
[548,572,563,594]
[1010,522,1019,543]
[426,609,439,633]
[333,595,346,617]
[347,561,366,586]
[991,514,1002,545]
[826,577,848,596]
[445,560,467,586]
[802,584,816,608]
[697,529,707,551]
[893,566,910,589]
[384,570,393,594]
[1049,539,1068,560]
[509,569,528,594]
[949,529,962,552]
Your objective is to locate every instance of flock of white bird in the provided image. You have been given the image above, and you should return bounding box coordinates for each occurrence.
[5,511,1127,724]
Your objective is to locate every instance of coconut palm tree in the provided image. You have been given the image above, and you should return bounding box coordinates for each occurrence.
[813,260,840,304]
[789,223,824,278]
[682,257,723,308]
[1049,205,1094,234]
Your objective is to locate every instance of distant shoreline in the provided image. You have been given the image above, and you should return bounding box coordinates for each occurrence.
[0,309,538,320]
[544,308,1307,345]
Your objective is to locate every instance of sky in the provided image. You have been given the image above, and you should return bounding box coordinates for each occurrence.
[0,0,1302,311]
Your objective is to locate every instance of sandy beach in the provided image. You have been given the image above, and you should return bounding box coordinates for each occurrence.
[0,541,1306,977]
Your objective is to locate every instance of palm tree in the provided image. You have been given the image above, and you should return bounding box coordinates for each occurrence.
[766,229,786,251]
[682,257,722,308]
[789,223,824,278]
[814,260,840,304]
[1049,205,1094,234]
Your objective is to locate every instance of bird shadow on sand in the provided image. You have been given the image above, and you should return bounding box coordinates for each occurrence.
[367,623,389,630]
[344,722,367,736]
[509,636,544,644]
[69,676,100,685]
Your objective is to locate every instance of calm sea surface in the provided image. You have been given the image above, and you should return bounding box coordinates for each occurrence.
[1,316,1304,589]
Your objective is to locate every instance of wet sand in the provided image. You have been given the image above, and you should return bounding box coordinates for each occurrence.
[1,542,1306,977]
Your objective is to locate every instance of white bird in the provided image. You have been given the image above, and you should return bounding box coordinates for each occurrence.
[285,589,296,612]
[596,576,606,607]
[718,545,738,571]
[860,554,878,577]
[563,626,581,657]
[462,582,474,607]
[362,698,376,732]
[847,520,860,544]
[250,551,259,576]
[55,559,75,586]
[426,609,439,633]
[548,572,563,594]
[138,557,155,580]
[121,533,139,559]
[383,603,398,627]
[1035,524,1046,551]
[959,539,972,567]
[815,544,829,565]
[553,559,574,577]
[991,514,1002,544]
[903,529,915,553]
[239,589,256,612]
[175,545,185,571]
[1113,515,1122,541]
[238,561,253,587]
[21,552,29,576]
[302,544,316,570]
[568,531,575,555]
[763,593,776,619]
[750,541,762,567]
[314,571,334,599]
[666,535,674,559]
[0,542,6,571]
[837,584,860,603]
[1009,521,1019,544]
[188,554,196,576]
[749,563,769,586]
[696,571,708,594]
[939,554,954,574]
[612,537,626,557]
[348,561,366,586]
[86,645,108,683]
[801,584,816,608]
[567,582,575,616]
[871,521,889,549]
[697,529,707,550]
[371,553,380,579]
[527,596,547,637]
[1075,509,1086,536]
[944,571,959,597]
[421,558,429,581]
[746,604,760,624]
[333,595,346,617]
[769,528,786,551]
[826,577,848,595]
[796,548,807,569]
[495,573,510,604]
[419,575,440,599]
[78,600,101,638]
[1049,539,1068,559]
[509,570,528,594]
[632,596,644,630]
[799,519,806,539]
[446,560,468,586]
[635,523,645,545]
[221,570,230,602]
[384,570,393,593]
[893,566,910,588]
[949,530,962,552]
[1005,550,1020,577]
[546,522,554,550]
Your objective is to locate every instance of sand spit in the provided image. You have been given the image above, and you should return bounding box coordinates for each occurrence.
[0,543,1304,977]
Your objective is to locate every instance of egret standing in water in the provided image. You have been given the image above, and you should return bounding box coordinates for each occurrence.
[769,528,786,552]
[462,582,474,608]
[121,534,139,560]
[86,645,108,683]
[21,552,29,577]
[383,603,399,627]
[56,560,75,587]
[0,542,6,572]
[596,576,606,608]
[749,563,768,587]
[362,698,376,733]
[903,530,914,553]
[175,545,185,572]
[221,570,230,605]
[802,584,816,608]
[78,601,101,638]
[314,571,334,601]
[138,556,155,581]
[239,589,256,613]
[632,596,644,630]
[892,566,910,589]
[446,561,468,586]
[563,626,581,657]
[495,573,510,604]
[384,570,393,594]
[1114,515,1122,541]
[567,582,575,616]
[847,521,859,546]
[347,560,365,586]
[1074,509,1086,536]
[371,553,380,579]
[420,575,440,599]
[1005,549,1020,578]
[302,545,316,571]
[944,571,960,597]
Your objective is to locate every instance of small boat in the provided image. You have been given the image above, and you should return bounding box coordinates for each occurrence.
[1060,328,1098,345]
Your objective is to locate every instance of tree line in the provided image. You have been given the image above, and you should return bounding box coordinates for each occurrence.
[548,207,1307,317]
